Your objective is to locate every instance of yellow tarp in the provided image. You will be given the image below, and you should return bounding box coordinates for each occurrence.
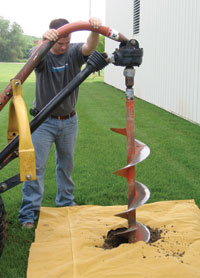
[27,200,200,278]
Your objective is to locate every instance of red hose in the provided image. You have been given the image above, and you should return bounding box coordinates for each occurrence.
[0,21,128,111]
[57,21,128,42]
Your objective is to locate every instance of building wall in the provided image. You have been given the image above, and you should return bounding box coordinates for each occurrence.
[104,0,200,125]
[104,0,133,91]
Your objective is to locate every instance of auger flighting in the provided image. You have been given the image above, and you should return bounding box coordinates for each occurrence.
[110,40,151,243]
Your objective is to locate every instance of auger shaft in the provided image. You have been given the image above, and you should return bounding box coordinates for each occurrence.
[111,40,151,243]
[124,67,137,243]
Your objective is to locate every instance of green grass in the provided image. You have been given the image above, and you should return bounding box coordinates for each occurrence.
[0,63,200,277]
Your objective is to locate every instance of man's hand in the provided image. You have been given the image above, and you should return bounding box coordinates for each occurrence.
[89,17,102,29]
[42,29,58,41]
[82,17,102,56]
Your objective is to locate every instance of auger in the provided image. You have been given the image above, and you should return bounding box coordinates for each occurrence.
[0,21,150,256]
[110,40,151,243]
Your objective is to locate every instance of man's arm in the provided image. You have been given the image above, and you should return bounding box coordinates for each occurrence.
[82,17,102,56]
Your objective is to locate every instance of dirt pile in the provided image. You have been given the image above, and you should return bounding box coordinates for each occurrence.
[102,225,186,263]
[102,225,164,249]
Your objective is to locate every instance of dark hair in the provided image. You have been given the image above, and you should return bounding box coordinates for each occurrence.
[49,18,69,29]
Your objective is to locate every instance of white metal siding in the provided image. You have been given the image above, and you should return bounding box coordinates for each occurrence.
[104,0,200,125]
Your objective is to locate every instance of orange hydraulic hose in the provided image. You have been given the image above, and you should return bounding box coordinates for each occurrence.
[57,21,128,42]
[0,21,128,111]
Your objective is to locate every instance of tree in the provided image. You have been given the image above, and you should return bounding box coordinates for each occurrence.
[0,17,10,61]
[96,35,105,53]
[0,17,28,62]
[9,22,26,61]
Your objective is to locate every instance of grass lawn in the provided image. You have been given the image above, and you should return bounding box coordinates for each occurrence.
[0,63,199,277]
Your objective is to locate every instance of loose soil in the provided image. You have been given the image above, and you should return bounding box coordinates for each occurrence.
[102,226,163,249]
[101,225,186,262]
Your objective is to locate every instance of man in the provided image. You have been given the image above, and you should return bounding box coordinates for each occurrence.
[19,17,102,228]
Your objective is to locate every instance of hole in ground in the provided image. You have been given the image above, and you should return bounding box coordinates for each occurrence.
[102,226,163,249]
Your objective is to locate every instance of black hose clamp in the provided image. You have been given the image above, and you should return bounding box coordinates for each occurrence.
[30,108,39,117]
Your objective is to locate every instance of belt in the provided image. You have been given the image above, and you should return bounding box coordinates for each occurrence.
[50,111,76,120]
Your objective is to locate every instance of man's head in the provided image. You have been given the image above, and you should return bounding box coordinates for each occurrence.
[49,18,71,55]
[49,18,69,29]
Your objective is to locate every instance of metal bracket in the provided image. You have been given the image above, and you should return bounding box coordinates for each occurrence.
[7,80,36,181]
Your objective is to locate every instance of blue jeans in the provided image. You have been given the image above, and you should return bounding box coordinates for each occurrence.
[19,114,78,224]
